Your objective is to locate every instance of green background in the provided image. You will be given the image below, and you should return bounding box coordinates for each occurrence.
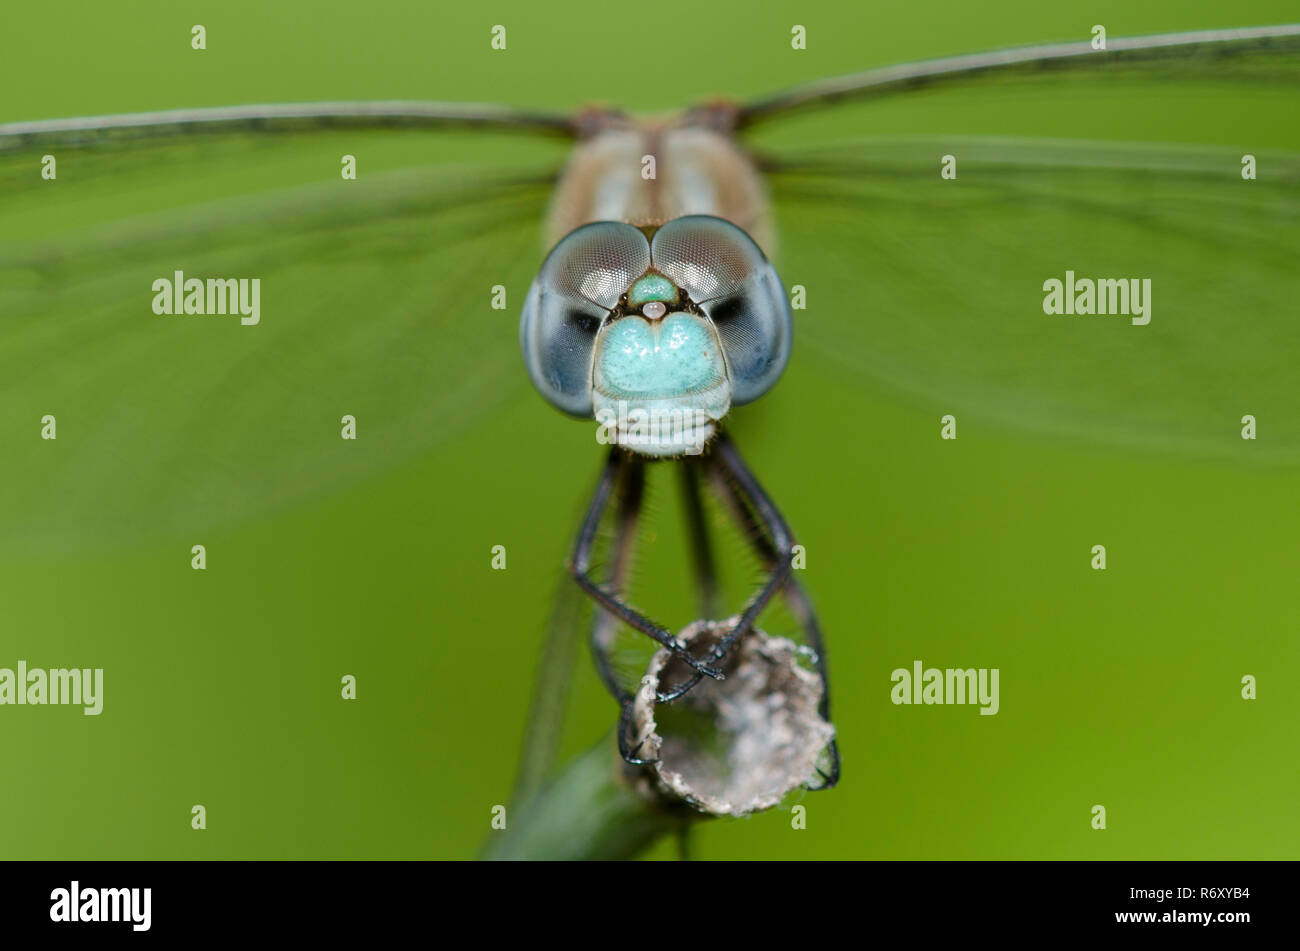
[1,0,1296,859]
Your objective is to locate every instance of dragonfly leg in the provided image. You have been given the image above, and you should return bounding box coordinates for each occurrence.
[580,454,660,765]
[657,432,794,701]
[703,448,841,789]
[678,459,721,621]
[616,699,655,766]
[587,454,644,701]
[569,449,727,681]
[775,582,840,789]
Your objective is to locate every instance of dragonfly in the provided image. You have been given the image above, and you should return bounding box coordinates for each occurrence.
[513,116,842,786]
[3,24,1298,821]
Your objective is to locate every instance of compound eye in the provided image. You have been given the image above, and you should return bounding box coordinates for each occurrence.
[520,222,652,416]
[651,216,792,404]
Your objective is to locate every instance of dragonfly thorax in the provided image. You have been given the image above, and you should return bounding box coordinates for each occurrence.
[545,120,773,253]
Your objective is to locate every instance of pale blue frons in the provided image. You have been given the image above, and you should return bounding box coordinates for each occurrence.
[597,314,722,394]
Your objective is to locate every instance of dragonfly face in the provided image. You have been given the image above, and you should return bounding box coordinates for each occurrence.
[519,215,792,456]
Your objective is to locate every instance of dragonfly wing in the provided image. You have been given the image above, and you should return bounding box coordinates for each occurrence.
[0,100,575,147]
[736,24,1300,127]
[748,32,1300,463]
[513,453,653,801]
[510,560,596,807]
[0,128,564,553]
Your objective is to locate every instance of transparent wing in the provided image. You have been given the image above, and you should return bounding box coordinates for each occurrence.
[0,100,576,146]
[510,557,596,807]
[744,37,1300,463]
[736,24,1300,128]
[758,137,1300,460]
[0,126,565,554]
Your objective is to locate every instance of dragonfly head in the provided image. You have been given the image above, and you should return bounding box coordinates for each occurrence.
[520,215,792,457]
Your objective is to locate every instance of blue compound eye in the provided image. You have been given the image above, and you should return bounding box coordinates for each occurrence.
[520,221,651,416]
[650,216,792,405]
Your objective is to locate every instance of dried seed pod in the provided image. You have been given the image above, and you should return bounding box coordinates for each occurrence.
[631,617,835,817]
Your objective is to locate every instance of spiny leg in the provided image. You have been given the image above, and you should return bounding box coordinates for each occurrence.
[588,456,644,699]
[583,455,659,764]
[569,448,724,682]
[771,581,841,789]
[702,433,794,660]
[678,458,721,622]
[657,432,794,701]
[705,448,841,788]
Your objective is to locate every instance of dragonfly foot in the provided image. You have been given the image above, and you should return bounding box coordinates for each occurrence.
[620,735,659,767]
[671,644,724,681]
[656,669,719,703]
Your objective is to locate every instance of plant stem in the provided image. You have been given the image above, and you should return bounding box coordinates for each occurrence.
[484,734,688,861]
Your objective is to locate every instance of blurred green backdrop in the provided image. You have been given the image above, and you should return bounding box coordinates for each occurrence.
[1,0,1296,859]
